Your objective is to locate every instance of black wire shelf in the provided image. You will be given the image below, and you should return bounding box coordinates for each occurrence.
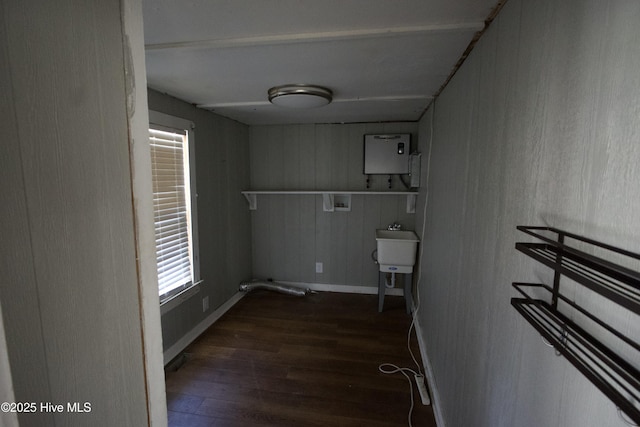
[512,226,640,424]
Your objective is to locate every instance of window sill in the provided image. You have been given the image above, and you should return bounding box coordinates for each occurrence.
[160,281,203,316]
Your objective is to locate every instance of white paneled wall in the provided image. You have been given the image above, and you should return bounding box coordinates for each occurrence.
[416,1,640,426]
[148,89,252,353]
[249,123,419,288]
[0,0,151,425]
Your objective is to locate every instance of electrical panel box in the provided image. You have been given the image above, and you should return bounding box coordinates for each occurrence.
[363,134,410,174]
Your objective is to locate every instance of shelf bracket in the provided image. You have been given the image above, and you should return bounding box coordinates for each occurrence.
[243,192,257,210]
[406,194,417,214]
[322,193,334,212]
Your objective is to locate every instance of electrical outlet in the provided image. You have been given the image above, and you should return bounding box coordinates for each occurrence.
[202,296,209,312]
[315,262,323,273]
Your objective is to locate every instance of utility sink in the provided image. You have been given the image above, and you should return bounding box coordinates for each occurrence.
[375,230,420,273]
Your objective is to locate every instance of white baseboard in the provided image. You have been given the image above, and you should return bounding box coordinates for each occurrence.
[279,280,405,296]
[163,291,244,365]
[414,314,446,427]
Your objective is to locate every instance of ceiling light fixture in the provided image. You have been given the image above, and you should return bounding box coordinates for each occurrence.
[268,84,332,108]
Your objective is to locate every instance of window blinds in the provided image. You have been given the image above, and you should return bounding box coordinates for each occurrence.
[149,127,193,297]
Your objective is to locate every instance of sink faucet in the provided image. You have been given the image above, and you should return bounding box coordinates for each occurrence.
[387,222,402,231]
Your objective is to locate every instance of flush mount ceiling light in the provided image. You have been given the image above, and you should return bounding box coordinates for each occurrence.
[268,84,332,108]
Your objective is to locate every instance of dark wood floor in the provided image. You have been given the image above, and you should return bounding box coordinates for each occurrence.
[165,291,437,427]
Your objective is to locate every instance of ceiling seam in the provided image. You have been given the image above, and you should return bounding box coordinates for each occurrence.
[198,95,434,109]
[145,22,486,52]
[419,0,510,120]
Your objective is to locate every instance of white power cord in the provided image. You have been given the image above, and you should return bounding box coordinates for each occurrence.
[378,103,436,426]
[378,363,421,427]
[408,100,435,378]
[617,407,639,426]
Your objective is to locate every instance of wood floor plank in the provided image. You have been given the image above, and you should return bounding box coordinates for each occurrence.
[165,291,436,427]
[167,410,216,427]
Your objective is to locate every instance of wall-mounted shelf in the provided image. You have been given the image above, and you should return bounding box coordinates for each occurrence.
[241,190,418,213]
[512,226,640,424]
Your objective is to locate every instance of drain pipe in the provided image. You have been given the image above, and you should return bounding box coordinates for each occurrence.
[385,272,396,289]
[239,279,312,297]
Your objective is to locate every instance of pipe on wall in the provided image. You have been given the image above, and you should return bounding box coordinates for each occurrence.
[239,280,311,297]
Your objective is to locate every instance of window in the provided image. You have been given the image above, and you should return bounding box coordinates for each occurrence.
[149,111,199,303]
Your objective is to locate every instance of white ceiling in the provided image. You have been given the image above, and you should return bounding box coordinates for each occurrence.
[143,0,498,125]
